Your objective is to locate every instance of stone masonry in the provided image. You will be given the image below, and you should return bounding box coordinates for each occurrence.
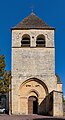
[11,13,63,116]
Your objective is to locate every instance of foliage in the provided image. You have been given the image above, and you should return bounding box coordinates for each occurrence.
[0,55,11,95]
[0,55,5,77]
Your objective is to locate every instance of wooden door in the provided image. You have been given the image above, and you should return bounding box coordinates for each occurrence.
[28,96,38,114]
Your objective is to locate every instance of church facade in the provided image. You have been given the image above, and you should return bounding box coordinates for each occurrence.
[11,13,63,116]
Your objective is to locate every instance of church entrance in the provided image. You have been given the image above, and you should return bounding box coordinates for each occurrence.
[28,96,38,114]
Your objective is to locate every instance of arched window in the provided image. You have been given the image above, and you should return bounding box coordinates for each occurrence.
[36,34,45,47]
[21,34,30,47]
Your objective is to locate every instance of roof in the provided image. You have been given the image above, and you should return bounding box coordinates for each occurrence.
[56,74,62,84]
[12,12,55,30]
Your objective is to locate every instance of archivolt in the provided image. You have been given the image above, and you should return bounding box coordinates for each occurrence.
[19,77,49,95]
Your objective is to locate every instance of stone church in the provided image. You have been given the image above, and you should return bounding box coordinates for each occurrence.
[11,12,63,116]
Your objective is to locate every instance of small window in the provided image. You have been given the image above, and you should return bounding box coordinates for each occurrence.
[21,34,30,47]
[36,34,45,47]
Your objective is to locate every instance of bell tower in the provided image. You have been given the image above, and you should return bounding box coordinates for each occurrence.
[11,13,63,116]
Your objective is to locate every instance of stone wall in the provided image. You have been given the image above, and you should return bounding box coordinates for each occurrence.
[12,48,55,80]
[11,29,63,116]
[63,102,65,116]
[53,91,63,116]
[11,46,57,114]
[39,91,53,115]
[12,30,54,48]
[39,90,63,116]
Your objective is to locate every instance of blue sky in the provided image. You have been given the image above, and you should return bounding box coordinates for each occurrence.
[0,0,65,96]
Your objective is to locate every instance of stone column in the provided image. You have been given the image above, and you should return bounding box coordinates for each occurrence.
[30,36,36,47]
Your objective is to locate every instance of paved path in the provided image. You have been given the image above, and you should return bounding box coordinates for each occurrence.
[0,114,65,120]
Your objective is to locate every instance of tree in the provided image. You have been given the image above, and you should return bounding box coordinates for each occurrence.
[0,55,11,95]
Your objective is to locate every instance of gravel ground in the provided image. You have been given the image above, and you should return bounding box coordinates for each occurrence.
[0,114,65,120]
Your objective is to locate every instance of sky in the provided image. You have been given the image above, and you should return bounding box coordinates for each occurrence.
[0,0,65,96]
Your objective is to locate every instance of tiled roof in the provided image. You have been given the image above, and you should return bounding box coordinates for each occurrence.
[56,74,62,84]
[12,13,55,30]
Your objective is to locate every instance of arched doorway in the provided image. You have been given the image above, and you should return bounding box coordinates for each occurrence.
[28,96,38,114]
[19,78,49,114]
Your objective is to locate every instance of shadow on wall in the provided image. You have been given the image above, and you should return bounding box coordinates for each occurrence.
[39,91,53,116]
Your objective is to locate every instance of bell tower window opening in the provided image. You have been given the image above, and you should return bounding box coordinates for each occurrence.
[21,34,30,47]
[36,34,45,47]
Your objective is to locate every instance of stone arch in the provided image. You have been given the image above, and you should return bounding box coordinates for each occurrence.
[19,77,48,96]
[19,78,49,114]
[36,34,45,47]
[27,89,39,98]
[21,34,30,47]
